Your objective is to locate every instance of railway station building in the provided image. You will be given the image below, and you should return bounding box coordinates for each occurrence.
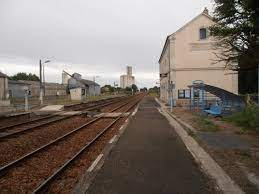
[159,8,238,106]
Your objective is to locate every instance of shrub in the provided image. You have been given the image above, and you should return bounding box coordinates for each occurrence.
[225,103,259,132]
[194,116,220,132]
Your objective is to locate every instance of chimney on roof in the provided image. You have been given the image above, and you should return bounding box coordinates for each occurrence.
[203,7,209,15]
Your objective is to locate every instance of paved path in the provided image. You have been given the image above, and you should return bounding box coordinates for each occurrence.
[87,97,214,194]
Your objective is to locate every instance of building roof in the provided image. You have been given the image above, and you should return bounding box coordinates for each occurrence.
[0,72,8,78]
[18,80,66,88]
[158,8,213,63]
[8,80,31,85]
[80,79,100,87]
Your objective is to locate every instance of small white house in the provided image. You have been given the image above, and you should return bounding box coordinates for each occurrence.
[67,73,101,101]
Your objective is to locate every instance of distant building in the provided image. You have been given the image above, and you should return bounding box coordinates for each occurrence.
[62,71,70,85]
[0,72,10,106]
[8,80,30,98]
[159,8,238,105]
[19,80,67,97]
[120,66,135,88]
[65,72,101,101]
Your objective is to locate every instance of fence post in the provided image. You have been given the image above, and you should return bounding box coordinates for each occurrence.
[24,90,29,111]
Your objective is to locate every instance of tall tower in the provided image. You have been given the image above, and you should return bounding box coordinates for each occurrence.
[127,66,132,76]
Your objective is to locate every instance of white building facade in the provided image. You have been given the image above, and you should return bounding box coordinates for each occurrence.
[159,8,238,105]
[120,66,135,88]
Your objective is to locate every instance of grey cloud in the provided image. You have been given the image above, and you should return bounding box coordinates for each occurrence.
[0,0,212,87]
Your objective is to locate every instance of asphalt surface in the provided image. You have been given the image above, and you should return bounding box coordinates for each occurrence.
[87,96,215,194]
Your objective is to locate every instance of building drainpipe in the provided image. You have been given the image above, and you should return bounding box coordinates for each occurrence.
[39,60,43,105]
[258,64,259,104]
[168,37,173,112]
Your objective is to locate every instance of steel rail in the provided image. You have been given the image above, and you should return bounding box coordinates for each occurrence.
[65,96,125,110]
[32,96,142,194]
[0,95,141,175]
[0,114,58,131]
[0,96,133,140]
[0,96,125,132]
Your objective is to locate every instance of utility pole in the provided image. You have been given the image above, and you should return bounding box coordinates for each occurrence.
[39,60,43,105]
[43,64,45,96]
[114,82,118,95]
[39,59,50,105]
[93,76,96,97]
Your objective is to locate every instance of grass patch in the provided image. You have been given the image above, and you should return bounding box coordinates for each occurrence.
[148,92,159,98]
[223,104,259,133]
[187,130,196,137]
[193,116,220,132]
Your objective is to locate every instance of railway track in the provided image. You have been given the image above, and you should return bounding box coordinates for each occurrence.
[0,95,130,139]
[63,96,125,111]
[0,94,143,193]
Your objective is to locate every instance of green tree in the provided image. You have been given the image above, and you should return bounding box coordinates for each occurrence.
[101,85,115,93]
[9,72,40,81]
[140,87,148,92]
[210,0,259,70]
[131,84,138,93]
[149,86,159,93]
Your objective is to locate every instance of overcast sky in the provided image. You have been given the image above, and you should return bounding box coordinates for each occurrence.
[0,0,213,88]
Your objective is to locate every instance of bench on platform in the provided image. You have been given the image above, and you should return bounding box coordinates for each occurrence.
[204,104,222,116]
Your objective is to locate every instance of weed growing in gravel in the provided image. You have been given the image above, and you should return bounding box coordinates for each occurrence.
[224,103,259,133]
[193,116,220,132]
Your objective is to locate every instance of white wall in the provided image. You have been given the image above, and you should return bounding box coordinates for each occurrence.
[159,12,238,103]
[70,88,82,101]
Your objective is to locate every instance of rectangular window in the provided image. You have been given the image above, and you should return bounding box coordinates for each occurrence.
[185,90,190,98]
[199,28,207,40]
[82,89,85,95]
[178,90,185,99]
[178,89,191,99]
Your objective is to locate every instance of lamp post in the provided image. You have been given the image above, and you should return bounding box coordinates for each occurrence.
[39,59,50,105]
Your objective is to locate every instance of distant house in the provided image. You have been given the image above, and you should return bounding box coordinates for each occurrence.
[18,80,67,97]
[0,72,10,105]
[8,80,30,98]
[65,72,100,101]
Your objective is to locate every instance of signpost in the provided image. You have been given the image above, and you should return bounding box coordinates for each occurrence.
[169,81,175,112]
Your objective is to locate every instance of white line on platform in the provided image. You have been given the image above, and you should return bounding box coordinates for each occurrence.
[109,135,117,144]
[87,154,103,172]
[159,105,244,194]
[157,108,163,114]
[132,106,139,116]
[119,126,124,131]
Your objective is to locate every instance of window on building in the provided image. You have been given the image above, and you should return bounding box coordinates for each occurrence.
[178,90,185,99]
[82,89,85,95]
[178,89,190,99]
[199,28,207,40]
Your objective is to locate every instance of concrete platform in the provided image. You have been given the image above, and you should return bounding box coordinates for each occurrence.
[39,105,64,112]
[58,111,82,116]
[95,112,130,118]
[86,97,215,194]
